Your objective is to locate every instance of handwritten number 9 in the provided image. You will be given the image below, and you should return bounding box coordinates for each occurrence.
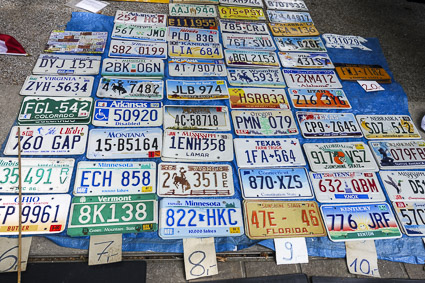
[282,242,293,261]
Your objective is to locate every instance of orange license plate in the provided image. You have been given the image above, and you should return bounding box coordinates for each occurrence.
[335,64,391,83]
[229,88,290,109]
[268,22,319,36]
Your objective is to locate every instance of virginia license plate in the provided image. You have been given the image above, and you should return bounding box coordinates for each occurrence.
[168,41,223,59]
[279,52,334,69]
[157,163,234,197]
[288,89,351,109]
[222,33,276,51]
[274,36,326,52]
[393,201,425,236]
[169,4,217,17]
[369,140,425,169]
[283,69,342,89]
[265,0,308,11]
[167,16,218,29]
[232,110,297,135]
[44,30,107,54]
[33,54,101,75]
[159,198,244,238]
[219,20,269,34]
[101,58,164,77]
[218,6,266,20]
[20,75,94,97]
[167,27,219,43]
[114,10,167,26]
[379,171,425,201]
[356,115,421,139]
[112,23,167,42]
[335,63,391,83]
[219,0,263,7]
[267,10,312,23]
[96,77,163,100]
[168,59,227,77]
[321,203,402,241]
[109,40,167,59]
[229,88,290,109]
[225,50,280,68]
[167,80,229,100]
[268,22,319,36]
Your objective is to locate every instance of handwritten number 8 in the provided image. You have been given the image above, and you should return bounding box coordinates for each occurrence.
[189,251,206,276]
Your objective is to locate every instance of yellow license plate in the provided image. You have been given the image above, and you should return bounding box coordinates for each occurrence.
[243,200,326,239]
[229,88,290,110]
[169,42,223,59]
[335,64,392,83]
[218,6,266,21]
[268,22,319,36]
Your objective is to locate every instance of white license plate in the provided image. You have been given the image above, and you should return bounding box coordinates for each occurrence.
[267,10,312,23]
[96,77,163,100]
[265,0,308,11]
[227,68,285,88]
[225,49,280,68]
[109,40,167,59]
[167,80,229,100]
[283,69,342,89]
[112,23,167,42]
[33,54,101,75]
[168,59,227,77]
[279,52,334,69]
[86,128,162,159]
[114,10,167,26]
[219,20,269,34]
[92,100,163,127]
[0,194,71,235]
[379,171,425,201]
[369,140,425,169]
[393,201,425,236]
[229,87,290,110]
[234,138,305,167]
[232,110,298,135]
[322,33,372,51]
[309,172,385,203]
[0,158,74,193]
[288,88,351,109]
[20,75,94,97]
[219,0,263,7]
[168,41,223,59]
[157,163,234,197]
[45,31,107,54]
[222,33,276,51]
[303,142,378,173]
[4,126,88,156]
[356,115,421,139]
[167,27,219,43]
[101,58,164,78]
[164,105,231,131]
[74,161,156,196]
[274,37,326,52]
[169,3,217,17]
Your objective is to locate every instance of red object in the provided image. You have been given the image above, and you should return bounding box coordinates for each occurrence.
[0,34,27,55]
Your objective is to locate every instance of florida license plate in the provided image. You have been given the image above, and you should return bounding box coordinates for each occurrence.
[114,10,167,26]
[218,6,266,20]
[222,33,276,51]
[232,110,298,135]
[219,0,263,7]
[267,10,312,23]
[167,16,218,29]
[266,0,308,11]
[20,75,94,97]
[169,4,217,17]
[288,89,351,109]
[229,88,290,109]
[227,68,285,88]
[167,80,229,100]
[283,69,342,89]
[167,27,219,43]
[379,171,425,201]
[274,36,326,52]
[279,52,334,69]
[225,50,280,68]
[335,63,391,83]
[321,203,402,241]
[168,41,223,59]
[219,20,269,34]
[268,22,319,36]
[101,58,164,78]
[356,115,421,139]
[109,40,167,59]
[33,54,101,75]
[96,78,163,100]
[168,59,227,77]
[112,23,167,42]
[369,140,425,169]
[393,201,425,236]
[44,30,107,54]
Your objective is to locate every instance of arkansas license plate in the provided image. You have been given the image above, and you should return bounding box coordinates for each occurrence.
[168,59,226,77]
[243,200,326,239]
[279,52,334,69]
[167,80,229,100]
[379,171,425,201]
[33,54,101,75]
[219,20,269,34]
[168,41,223,59]
[109,40,167,59]
[219,0,263,7]
[222,33,276,51]
[167,16,218,29]
[218,6,266,20]
[267,10,312,23]
[4,126,88,156]
[369,140,425,169]
[101,58,164,78]
[274,36,326,52]
[393,201,425,236]
[335,63,391,83]
[114,10,167,26]
[266,0,308,11]
[283,69,342,89]
[169,4,217,17]
[288,89,351,109]
[356,115,421,139]
[268,22,319,36]
[232,110,297,135]
[225,50,280,68]
[0,195,71,235]
[112,23,167,42]
[159,198,244,238]
[20,75,94,97]
[86,128,162,159]
[229,88,290,109]
[74,161,156,196]
[67,194,158,236]
[227,68,286,88]
[96,78,163,100]
[157,163,234,197]
[321,203,402,241]
[167,27,219,43]
[44,30,107,54]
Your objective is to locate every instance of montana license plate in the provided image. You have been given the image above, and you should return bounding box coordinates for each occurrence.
[268,22,319,36]
[283,69,342,89]
[279,52,334,69]
[33,54,101,75]
[114,10,167,26]
[20,75,94,97]
[218,6,266,20]
[356,115,421,139]
[369,140,425,169]
[274,36,326,52]
[224,50,280,68]
[220,0,263,7]
[227,68,286,88]
[232,110,297,135]
[229,88,290,109]
[167,27,219,43]
[379,171,425,201]
[44,30,107,54]
[168,59,227,77]
[288,89,351,109]
[167,80,229,100]
[168,41,223,59]
[265,0,308,11]
[169,4,217,17]
[222,33,276,51]
[393,201,425,236]
[167,16,218,29]
[101,58,164,78]
[109,40,167,59]
[112,23,167,42]
[96,78,163,100]
[335,63,391,83]
[219,20,269,34]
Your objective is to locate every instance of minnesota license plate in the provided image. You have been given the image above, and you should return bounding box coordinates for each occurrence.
[309,172,385,203]
[379,171,425,201]
[33,54,101,75]
[274,36,326,52]
[279,52,334,69]
[167,16,218,29]
[218,6,266,20]
[157,163,234,197]
[44,31,107,54]
[288,89,351,109]
[229,88,290,109]
[0,158,74,193]
[227,68,285,88]
[4,126,88,156]
[303,142,378,173]
[0,195,71,235]
[86,128,162,159]
[335,63,391,83]
[168,41,223,59]
[219,20,269,34]
[168,59,226,77]
[369,140,425,169]
[163,105,231,131]
[224,50,280,68]
[234,138,305,167]
[321,203,402,241]
[20,75,94,97]
[167,27,219,43]
[243,200,326,239]
[239,168,313,199]
[169,4,217,17]
[96,78,163,100]
[219,0,263,7]
[67,194,158,236]
[74,161,156,196]
[265,0,308,11]
[232,110,297,135]
[393,201,425,236]
[159,198,243,238]
[109,40,167,59]
[112,23,167,42]
[267,10,312,23]
[356,115,421,139]
[114,10,167,26]
[283,69,342,89]
[222,33,276,51]
[268,22,319,36]
[101,58,164,78]
[167,80,229,100]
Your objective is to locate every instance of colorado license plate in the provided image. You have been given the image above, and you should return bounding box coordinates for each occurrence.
[109,40,167,59]
[219,20,269,34]
[20,75,94,97]
[393,201,425,236]
[283,69,342,89]
[101,58,164,78]
[218,6,266,20]
[168,59,227,77]
[167,16,218,29]
[112,23,167,42]
[219,0,263,7]
[224,50,280,68]
[227,68,286,88]
[168,41,223,59]
[44,31,107,54]
[96,78,163,100]
[274,36,326,52]
[167,80,229,100]
[167,27,219,43]
[335,63,391,83]
[279,52,334,69]
[267,10,312,23]
[265,0,308,11]
[229,88,290,109]
[33,54,101,75]
[268,22,319,36]
[356,115,421,139]
[369,140,425,169]
[222,33,276,51]
[169,4,217,17]
[379,171,425,201]
[232,110,297,135]
[288,89,351,109]
[114,10,167,26]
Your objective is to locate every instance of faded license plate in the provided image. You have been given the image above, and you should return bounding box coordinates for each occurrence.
[267,10,312,23]
[219,20,269,34]
[225,50,280,68]
[288,89,351,109]
[279,52,334,69]
[109,40,167,59]
[229,88,290,109]
[283,69,342,89]
[322,33,372,51]
[379,171,425,201]
[167,80,229,100]
[232,110,298,135]
[169,4,217,17]
[112,23,167,42]
[168,59,226,77]
[369,140,425,169]
[222,33,276,51]
[20,75,94,97]
[227,68,285,88]
[44,30,107,54]
[33,54,101,75]
[96,78,163,100]
[274,36,326,52]
[393,201,425,236]
[356,115,421,139]
[101,58,164,78]
[114,10,167,26]
[266,0,308,11]
[167,27,219,43]
[167,16,218,29]
[268,22,319,36]
[335,63,391,83]
[219,0,263,7]
[168,41,223,59]
[218,6,266,20]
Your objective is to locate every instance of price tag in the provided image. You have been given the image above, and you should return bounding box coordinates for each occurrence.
[183,237,218,280]
[274,238,308,265]
[89,234,122,266]
[0,237,32,273]
[357,80,385,92]
[346,240,380,278]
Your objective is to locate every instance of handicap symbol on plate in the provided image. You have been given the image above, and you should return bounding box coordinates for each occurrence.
[94,108,109,121]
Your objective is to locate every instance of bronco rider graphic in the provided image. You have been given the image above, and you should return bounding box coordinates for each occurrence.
[172,167,191,193]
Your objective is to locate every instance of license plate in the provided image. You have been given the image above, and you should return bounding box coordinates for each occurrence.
[227,68,286,88]
[157,163,234,197]
[265,0,308,11]
[109,40,167,59]
[92,100,163,127]
[101,58,164,78]
[167,27,219,43]
[229,88,290,109]
[321,203,402,241]
[232,110,297,135]
[335,63,391,83]
[86,128,162,159]
[288,89,351,109]
[279,52,334,69]
[167,16,218,29]
[239,168,313,199]
[369,140,425,169]
[164,105,231,131]
[173,0,219,3]
[267,10,312,23]
[219,0,263,7]
[0,158,74,194]
[219,20,269,34]
[283,69,342,89]
[44,30,107,54]
[243,200,326,239]
[0,195,71,235]
[224,50,280,68]
[322,33,372,51]
[167,80,229,100]
[4,126,88,156]
[222,33,276,51]
[356,115,421,139]
[114,10,167,26]
[309,172,385,203]
[67,194,158,236]
[379,171,425,201]
[297,112,362,138]
[74,161,156,196]
[20,75,94,97]
[33,54,101,75]
[274,36,326,52]
[18,97,93,125]
[168,41,223,59]
[159,198,243,238]
[303,142,378,173]
[234,138,305,167]
[393,201,425,236]
[218,6,266,20]
[96,77,163,100]
[168,59,227,77]
[169,4,217,17]
[268,22,319,36]
[112,23,167,42]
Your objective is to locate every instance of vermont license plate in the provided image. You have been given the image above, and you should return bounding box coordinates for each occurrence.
[101,58,164,78]
[167,27,219,43]
[168,59,227,77]
[274,36,326,52]
[279,52,334,69]
[218,6,266,20]
[109,40,167,59]
[288,89,351,109]
[393,201,425,236]
[33,54,101,75]
[159,198,243,238]
[96,78,163,100]
[225,50,280,68]
[167,16,218,29]
[44,31,107,54]
[222,33,276,51]
[157,163,234,197]
[379,171,425,201]
[267,10,312,23]
[168,41,223,59]
[268,22,319,36]
[114,10,167,26]
[229,88,290,109]
[356,115,421,139]
[369,140,425,169]
[112,23,167,42]
[167,80,229,100]
[232,110,297,135]
[20,75,94,97]
[219,0,263,7]
[283,69,342,89]
[219,20,269,34]
[321,203,402,241]
[243,200,325,239]
[227,68,286,88]
[265,0,308,11]
[169,4,217,17]
[335,63,391,83]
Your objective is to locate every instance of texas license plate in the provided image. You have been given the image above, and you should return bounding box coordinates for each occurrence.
[218,6,266,20]
[243,200,326,239]
[167,16,218,29]
[268,22,319,36]
[101,58,164,78]
[167,27,219,43]
[20,75,94,97]
[303,142,378,173]
[86,128,162,159]
[288,89,351,109]
[67,194,158,236]
[167,80,229,100]
[169,4,217,17]
[379,171,425,201]
[234,138,305,167]
[229,88,290,109]
[393,201,425,236]
[369,140,425,169]
[321,203,402,241]
[44,30,107,54]
[265,0,308,11]
[96,78,163,100]
[335,63,391,83]
[157,163,234,197]
[33,54,101,75]
[4,126,88,156]
[227,69,285,88]
[222,33,276,51]
[232,110,298,135]
[114,10,167,26]
[219,20,269,34]
[0,158,74,193]
[356,115,421,139]
[220,0,263,7]
[74,161,156,196]
[0,195,71,235]
[168,41,223,59]
[112,23,167,42]
[283,69,342,89]
[109,40,167,59]
[224,50,280,68]
[279,52,334,69]
[168,59,227,77]
[163,105,231,131]
[267,10,312,23]
[274,36,326,52]
[159,198,244,238]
